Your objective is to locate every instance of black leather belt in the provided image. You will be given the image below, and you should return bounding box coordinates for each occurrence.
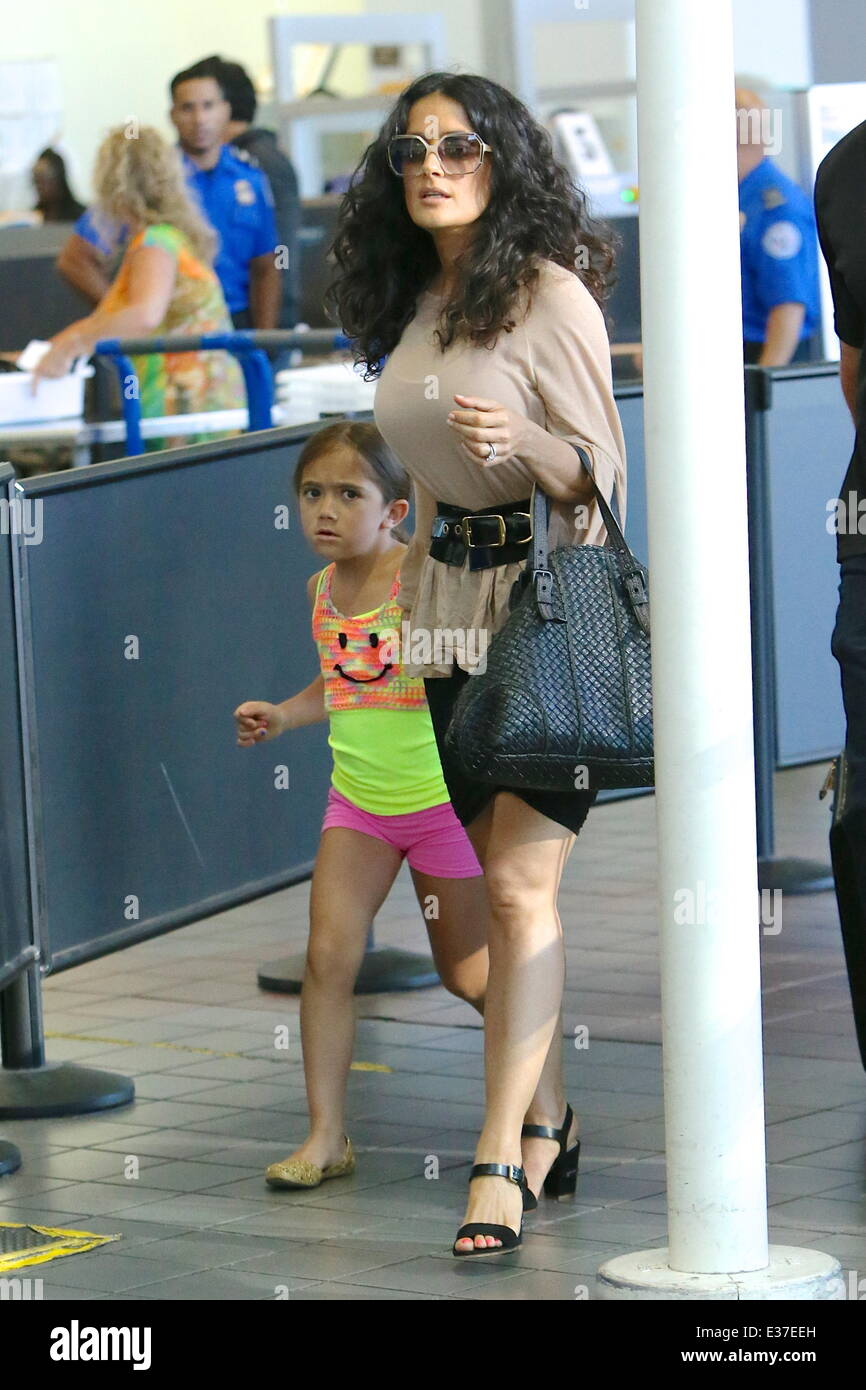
[429,498,533,571]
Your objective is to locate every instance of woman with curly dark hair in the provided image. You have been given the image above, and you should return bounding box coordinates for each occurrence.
[327,71,627,1258]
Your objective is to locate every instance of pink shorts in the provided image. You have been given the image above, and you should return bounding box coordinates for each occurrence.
[321,787,482,878]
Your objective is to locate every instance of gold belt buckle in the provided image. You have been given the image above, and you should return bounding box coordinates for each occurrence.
[512,511,533,541]
[463,513,506,547]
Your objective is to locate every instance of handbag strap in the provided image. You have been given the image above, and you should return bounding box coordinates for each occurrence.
[530,444,650,633]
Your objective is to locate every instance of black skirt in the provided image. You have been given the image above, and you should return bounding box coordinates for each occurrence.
[424,664,597,835]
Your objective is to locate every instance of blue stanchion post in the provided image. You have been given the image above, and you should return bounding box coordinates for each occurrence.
[209,334,274,431]
[94,344,145,456]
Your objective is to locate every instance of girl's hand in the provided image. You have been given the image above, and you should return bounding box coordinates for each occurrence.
[234,700,287,746]
[446,394,531,467]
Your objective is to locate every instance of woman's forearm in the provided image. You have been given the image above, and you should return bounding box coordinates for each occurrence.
[518,418,595,504]
[57,304,165,359]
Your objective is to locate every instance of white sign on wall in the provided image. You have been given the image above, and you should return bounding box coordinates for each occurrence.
[0,60,63,217]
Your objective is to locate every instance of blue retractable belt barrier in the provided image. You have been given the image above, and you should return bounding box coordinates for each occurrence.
[94,330,351,456]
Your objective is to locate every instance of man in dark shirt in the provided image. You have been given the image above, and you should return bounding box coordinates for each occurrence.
[202,56,301,333]
[814,120,866,1063]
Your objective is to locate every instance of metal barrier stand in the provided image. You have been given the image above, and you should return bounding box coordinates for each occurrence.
[258,926,441,995]
[0,449,135,1118]
[0,1142,20,1175]
[0,970,133,1118]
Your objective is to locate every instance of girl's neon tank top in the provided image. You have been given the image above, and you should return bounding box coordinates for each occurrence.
[311,563,449,815]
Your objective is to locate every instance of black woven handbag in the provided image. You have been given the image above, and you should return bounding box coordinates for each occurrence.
[443,445,654,792]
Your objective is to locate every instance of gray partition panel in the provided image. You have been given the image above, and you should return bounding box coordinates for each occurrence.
[0,224,93,348]
[13,429,331,970]
[613,386,648,562]
[0,465,37,988]
[4,371,841,981]
[764,368,847,764]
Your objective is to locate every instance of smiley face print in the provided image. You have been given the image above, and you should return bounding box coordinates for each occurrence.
[333,629,394,684]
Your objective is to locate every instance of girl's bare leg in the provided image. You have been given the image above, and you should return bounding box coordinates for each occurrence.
[284,827,402,1170]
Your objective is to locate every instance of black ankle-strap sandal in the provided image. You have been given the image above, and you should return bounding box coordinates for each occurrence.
[452,1163,527,1258]
[521,1103,581,1212]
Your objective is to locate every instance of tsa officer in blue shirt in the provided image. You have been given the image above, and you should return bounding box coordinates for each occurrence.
[170,61,280,330]
[737,87,820,365]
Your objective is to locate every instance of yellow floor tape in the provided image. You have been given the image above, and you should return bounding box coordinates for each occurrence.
[44,1031,392,1071]
[0,1224,120,1272]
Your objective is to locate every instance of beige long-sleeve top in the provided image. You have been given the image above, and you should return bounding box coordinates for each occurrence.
[373,258,627,677]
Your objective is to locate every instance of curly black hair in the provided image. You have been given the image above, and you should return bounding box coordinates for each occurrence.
[325,70,616,378]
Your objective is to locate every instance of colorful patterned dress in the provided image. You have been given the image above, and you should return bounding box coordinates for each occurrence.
[98,223,246,449]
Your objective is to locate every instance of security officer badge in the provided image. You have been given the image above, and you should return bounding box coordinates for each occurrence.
[760,186,802,259]
[762,187,786,211]
[234,179,256,207]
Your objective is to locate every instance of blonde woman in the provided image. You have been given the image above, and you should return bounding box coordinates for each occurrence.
[34,127,244,442]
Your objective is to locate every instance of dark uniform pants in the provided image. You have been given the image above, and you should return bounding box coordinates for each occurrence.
[830,555,866,1068]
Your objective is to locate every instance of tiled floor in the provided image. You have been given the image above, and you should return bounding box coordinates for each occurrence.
[1,765,864,1300]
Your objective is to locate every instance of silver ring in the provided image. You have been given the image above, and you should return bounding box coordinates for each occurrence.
[485,442,497,461]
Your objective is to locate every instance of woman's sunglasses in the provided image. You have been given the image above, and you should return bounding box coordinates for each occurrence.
[387,131,492,178]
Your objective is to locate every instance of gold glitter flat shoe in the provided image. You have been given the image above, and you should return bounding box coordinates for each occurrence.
[265,1137,355,1190]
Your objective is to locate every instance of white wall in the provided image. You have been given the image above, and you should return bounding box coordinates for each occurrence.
[809,0,866,83]
[0,0,820,210]
[362,0,486,75]
[534,19,635,87]
[732,0,813,88]
[474,0,815,109]
[2,0,364,202]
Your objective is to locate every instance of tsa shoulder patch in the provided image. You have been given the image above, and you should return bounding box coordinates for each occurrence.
[761,186,786,211]
[761,220,802,259]
[234,178,256,206]
[232,146,262,170]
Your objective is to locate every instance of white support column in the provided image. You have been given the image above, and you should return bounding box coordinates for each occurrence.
[596,0,842,1300]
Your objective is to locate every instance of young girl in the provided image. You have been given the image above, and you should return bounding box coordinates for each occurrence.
[234,420,488,1189]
